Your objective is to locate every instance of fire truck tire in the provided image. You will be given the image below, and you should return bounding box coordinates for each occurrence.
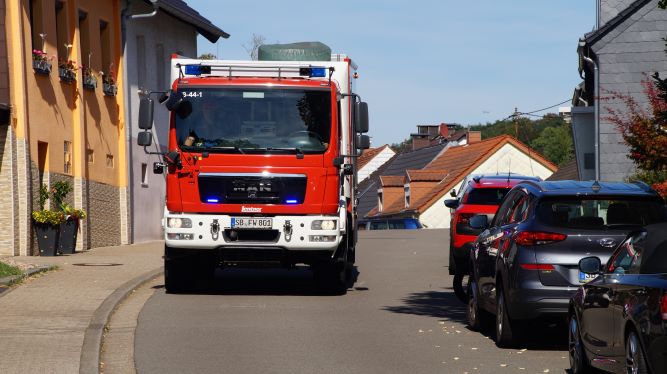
[164,247,197,294]
[314,261,348,295]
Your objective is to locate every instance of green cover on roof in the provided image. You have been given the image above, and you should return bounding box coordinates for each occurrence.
[258,42,331,61]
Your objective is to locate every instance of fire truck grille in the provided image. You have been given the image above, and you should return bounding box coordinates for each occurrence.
[221,248,285,264]
[223,229,281,242]
[198,174,307,205]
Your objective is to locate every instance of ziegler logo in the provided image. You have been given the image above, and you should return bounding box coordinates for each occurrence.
[241,206,262,213]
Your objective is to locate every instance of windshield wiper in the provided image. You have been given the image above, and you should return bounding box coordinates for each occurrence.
[205,146,246,154]
[250,147,305,159]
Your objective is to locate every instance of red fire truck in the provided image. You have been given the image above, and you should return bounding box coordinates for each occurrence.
[137,50,370,294]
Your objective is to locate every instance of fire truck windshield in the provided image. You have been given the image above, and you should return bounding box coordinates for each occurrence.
[174,87,332,154]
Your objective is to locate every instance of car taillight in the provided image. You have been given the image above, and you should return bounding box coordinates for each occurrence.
[514,231,567,246]
[519,263,555,271]
[457,213,474,225]
[661,293,667,321]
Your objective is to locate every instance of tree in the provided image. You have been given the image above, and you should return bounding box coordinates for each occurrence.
[198,53,216,60]
[390,138,412,154]
[242,33,266,61]
[530,125,573,166]
[605,76,667,198]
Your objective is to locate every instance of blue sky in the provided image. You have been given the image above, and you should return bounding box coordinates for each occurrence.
[186,0,596,146]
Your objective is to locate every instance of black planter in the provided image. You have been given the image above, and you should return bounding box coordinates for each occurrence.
[32,60,52,75]
[34,223,60,256]
[59,68,76,83]
[58,218,79,254]
[103,83,117,96]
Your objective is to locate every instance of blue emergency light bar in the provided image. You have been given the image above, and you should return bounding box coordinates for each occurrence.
[184,65,212,76]
[285,199,298,204]
[206,198,219,203]
[299,67,327,78]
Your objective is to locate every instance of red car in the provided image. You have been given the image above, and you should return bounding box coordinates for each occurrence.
[445,174,541,301]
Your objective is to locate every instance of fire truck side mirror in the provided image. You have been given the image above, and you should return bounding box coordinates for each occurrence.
[357,134,370,150]
[138,98,154,130]
[137,131,152,147]
[354,102,369,133]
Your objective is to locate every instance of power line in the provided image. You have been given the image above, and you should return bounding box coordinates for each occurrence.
[523,99,570,115]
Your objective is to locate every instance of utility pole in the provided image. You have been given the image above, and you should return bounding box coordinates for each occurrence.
[513,107,520,139]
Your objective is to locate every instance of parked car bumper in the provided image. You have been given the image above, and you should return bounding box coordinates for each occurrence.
[508,285,578,320]
[449,243,474,275]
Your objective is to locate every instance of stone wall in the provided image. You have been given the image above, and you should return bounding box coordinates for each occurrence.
[87,179,121,248]
[0,124,14,255]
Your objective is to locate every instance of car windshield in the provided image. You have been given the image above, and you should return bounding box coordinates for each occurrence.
[465,188,510,205]
[536,197,667,230]
[174,87,331,153]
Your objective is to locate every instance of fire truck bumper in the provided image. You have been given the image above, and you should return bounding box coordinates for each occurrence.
[163,213,342,251]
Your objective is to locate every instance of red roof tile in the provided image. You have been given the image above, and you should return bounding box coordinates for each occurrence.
[358,145,389,170]
[406,169,448,182]
[379,175,405,187]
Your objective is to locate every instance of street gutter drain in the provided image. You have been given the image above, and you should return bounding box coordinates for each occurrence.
[72,263,123,267]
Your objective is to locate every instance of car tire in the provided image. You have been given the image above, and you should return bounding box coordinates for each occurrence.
[453,273,469,303]
[467,279,492,331]
[626,330,649,374]
[568,313,590,374]
[495,286,516,348]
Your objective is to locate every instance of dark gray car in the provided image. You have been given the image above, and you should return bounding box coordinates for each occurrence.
[465,180,667,348]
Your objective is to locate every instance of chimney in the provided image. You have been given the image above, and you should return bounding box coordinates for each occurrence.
[439,123,449,139]
[467,131,481,144]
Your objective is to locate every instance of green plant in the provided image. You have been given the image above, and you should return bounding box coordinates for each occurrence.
[32,210,65,225]
[38,184,49,211]
[62,203,87,219]
[51,181,73,211]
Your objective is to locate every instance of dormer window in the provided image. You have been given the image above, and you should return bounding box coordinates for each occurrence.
[404,184,410,208]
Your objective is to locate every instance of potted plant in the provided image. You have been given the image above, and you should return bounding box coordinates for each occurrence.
[32,184,65,256]
[58,59,78,83]
[101,68,117,96]
[82,66,97,90]
[59,204,86,254]
[32,49,52,75]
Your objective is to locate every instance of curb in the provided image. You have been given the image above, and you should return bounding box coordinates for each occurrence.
[79,267,164,374]
[0,266,55,296]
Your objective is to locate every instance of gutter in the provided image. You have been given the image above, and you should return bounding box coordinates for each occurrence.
[581,54,600,181]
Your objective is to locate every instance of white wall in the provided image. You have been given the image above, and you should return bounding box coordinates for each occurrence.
[358,147,395,182]
[125,2,198,242]
[419,143,554,229]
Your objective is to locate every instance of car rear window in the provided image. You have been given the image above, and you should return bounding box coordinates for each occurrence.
[536,197,667,230]
[465,188,510,205]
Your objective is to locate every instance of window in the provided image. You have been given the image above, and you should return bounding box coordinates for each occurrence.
[370,220,388,230]
[141,163,148,186]
[37,141,48,185]
[155,43,165,90]
[106,154,114,168]
[78,10,91,71]
[100,20,111,74]
[466,188,511,205]
[378,190,383,212]
[136,35,146,89]
[509,196,530,223]
[86,149,94,163]
[404,185,410,208]
[608,240,643,275]
[55,1,69,61]
[29,0,45,52]
[536,198,667,229]
[388,220,406,229]
[63,141,72,174]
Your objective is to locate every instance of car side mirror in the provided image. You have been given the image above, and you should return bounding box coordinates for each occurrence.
[354,101,369,133]
[444,199,459,209]
[137,131,152,146]
[138,97,154,130]
[357,134,370,150]
[449,189,456,197]
[579,256,602,275]
[469,214,489,230]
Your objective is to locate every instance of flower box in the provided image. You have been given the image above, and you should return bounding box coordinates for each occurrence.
[34,222,60,256]
[83,75,97,90]
[59,68,76,83]
[33,60,52,75]
[103,83,118,97]
[58,217,80,255]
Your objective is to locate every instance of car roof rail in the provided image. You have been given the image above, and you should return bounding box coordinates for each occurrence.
[632,180,657,194]
[516,180,544,192]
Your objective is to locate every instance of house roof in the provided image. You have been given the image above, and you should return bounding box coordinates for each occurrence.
[406,170,448,182]
[380,175,405,187]
[583,0,650,47]
[358,145,389,170]
[375,135,558,217]
[155,0,230,42]
[382,143,448,176]
[546,158,580,181]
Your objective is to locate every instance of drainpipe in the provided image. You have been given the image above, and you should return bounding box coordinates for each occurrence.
[121,0,160,243]
[582,55,600,181]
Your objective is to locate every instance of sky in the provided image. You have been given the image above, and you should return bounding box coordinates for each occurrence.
[186,0,597,147]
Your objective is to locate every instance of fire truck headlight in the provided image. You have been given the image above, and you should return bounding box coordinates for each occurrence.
[167,217,192,229]
[312,220,336,230]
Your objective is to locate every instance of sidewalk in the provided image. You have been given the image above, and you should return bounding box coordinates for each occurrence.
[0,241,164,374]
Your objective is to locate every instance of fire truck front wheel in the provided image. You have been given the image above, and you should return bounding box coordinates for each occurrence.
[164,246,216,294]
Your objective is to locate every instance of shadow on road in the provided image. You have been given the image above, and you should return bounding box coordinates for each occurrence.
[384,288,570,352]
[383,288,467,323]
[155,266,361,297]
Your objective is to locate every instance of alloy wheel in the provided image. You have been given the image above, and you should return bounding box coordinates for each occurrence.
[569,315,584,374]
[496,292,504,338]
[626,331,645,374]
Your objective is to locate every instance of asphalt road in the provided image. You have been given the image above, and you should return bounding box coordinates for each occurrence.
[134,229,572,374]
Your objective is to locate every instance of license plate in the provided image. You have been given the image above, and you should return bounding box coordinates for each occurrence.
[231,217,272,229]
[579,271,597,283]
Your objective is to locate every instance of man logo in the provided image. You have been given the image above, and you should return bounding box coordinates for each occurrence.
[241,206,262,213]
